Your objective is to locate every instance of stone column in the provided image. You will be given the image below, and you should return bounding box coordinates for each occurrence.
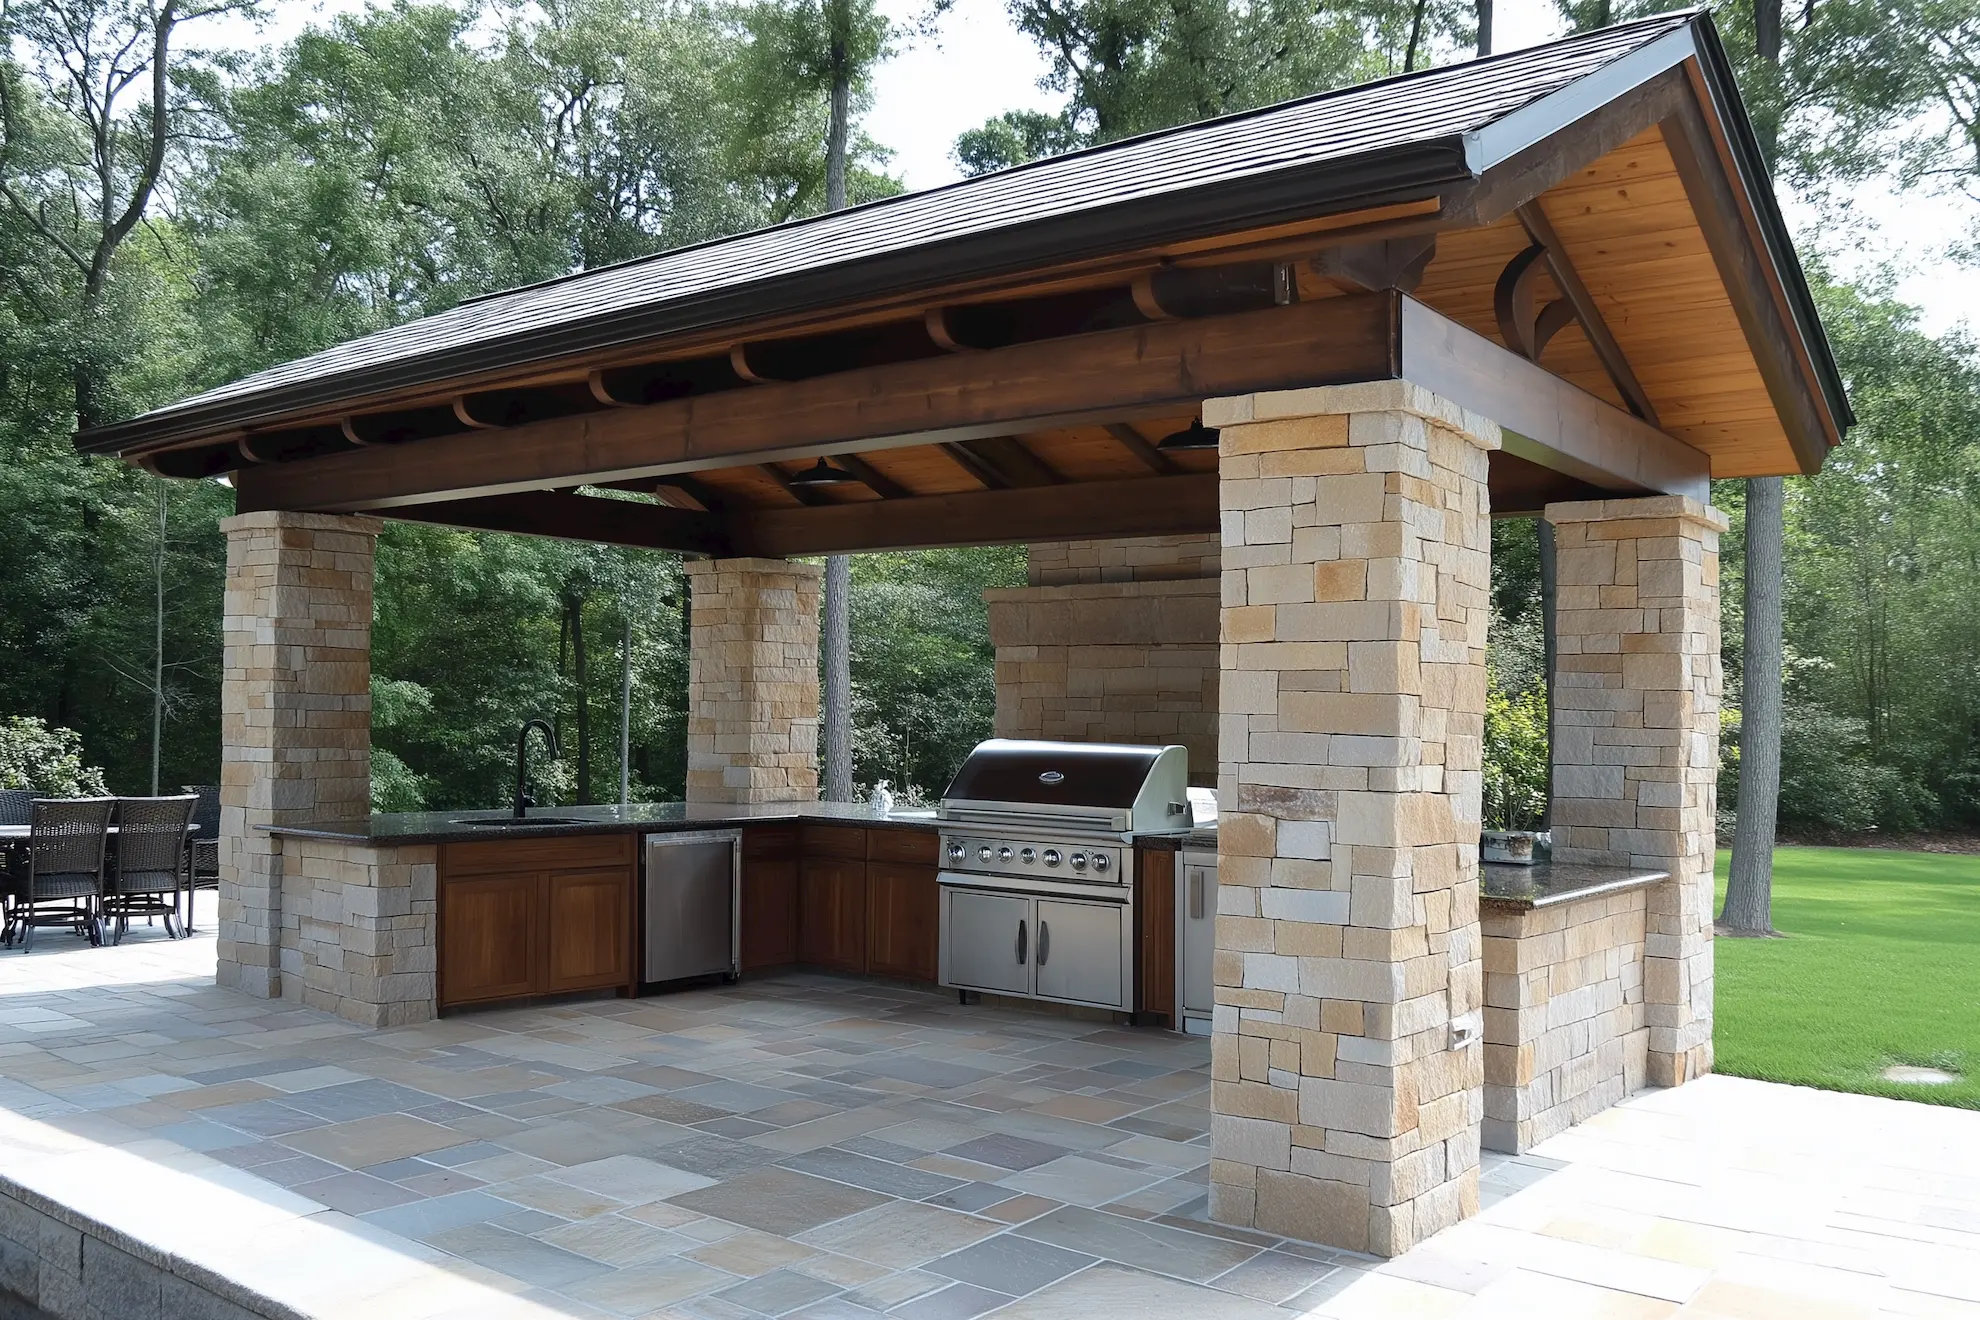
[1545,497,1725,1087]
[217,511,381,999]
[685,557,823,805]
[1205,381,1497,1258]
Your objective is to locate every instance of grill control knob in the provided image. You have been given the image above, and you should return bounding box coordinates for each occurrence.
[998,846,1014,863]
[1090,852,1111,874]
[1070,851,1088,871]
[946,841,966,863]
[1042,848,1062,868]
[1019,847,1037,865]
[977,845,993,863]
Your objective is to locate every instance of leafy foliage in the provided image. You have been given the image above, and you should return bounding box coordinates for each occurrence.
[0,717,109,795]
[1482,686,1548,832]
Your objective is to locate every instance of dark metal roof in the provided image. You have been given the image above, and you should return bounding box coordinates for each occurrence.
[83,11,1776,456]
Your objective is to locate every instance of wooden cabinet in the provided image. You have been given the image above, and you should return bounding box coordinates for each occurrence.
[799,856,867,972]
[441,873,538,1003]
[545,867,634,993]
[867,861,938,981]
[439,834,635,1009]
[1135,846,1176,1025]
[740,826,798,971]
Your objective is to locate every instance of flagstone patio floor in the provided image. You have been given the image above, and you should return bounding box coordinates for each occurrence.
[0,929,1976,1319]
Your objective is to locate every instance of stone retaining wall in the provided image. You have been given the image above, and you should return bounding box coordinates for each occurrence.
[1481,888,1650,1154]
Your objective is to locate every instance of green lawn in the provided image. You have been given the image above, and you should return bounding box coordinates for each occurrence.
[1713,846,1980,1109]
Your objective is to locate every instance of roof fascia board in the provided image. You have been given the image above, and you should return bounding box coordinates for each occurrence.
[1462,25,1700,175]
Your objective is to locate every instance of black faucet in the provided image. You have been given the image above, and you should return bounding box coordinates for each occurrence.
[514,719,561,819]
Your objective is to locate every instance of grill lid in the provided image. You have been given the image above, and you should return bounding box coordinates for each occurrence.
[940,739,1191,834]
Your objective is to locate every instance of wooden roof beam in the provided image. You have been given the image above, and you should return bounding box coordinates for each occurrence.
[757,463,827,506]
[387,491,729,555]
[231,295,1401,513]
[832,452,908,498]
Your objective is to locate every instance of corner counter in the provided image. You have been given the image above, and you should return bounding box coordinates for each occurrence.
[1478,861,1668,1155]
[254,802,943,1028]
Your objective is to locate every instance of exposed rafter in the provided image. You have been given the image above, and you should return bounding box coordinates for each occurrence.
[1104,423,1179,475]
[1513,201,1659,425]
[757,463,826,506]
[1312,235,1438,294]
[832,452,908,498]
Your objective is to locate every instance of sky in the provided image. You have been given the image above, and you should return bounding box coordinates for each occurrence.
[224,0,1978,336]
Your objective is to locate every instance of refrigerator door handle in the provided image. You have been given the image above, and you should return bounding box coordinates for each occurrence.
[1189,868,1206,920]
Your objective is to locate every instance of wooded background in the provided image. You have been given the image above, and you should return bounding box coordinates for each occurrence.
[4,0,1979,836]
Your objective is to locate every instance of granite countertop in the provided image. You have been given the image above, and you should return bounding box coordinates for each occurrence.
[260,800,943,845]
[1480,861,1670,911]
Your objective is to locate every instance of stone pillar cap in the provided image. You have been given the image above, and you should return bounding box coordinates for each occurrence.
[219,510,385,536]
[1543,496,1729,533]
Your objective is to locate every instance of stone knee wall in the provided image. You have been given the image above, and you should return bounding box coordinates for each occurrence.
[985,578,1218,776]
[1206,381,1498,1258]
[1481,889,1649,1154]
[1027,534,1222,585]
[277,836,438,1028]
[1546,497,1724,1087]
[217,511,381,1001]
[685,558,822,805]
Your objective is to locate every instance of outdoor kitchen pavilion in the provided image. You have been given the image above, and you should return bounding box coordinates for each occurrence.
[79,10,1847,1262]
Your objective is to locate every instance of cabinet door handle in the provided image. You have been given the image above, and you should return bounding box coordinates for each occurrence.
[1189,869,1206,919]
[1038,920,1049,965]
[1016,919,1027,965]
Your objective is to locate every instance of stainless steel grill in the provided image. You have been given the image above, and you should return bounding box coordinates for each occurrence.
[936,740,1191,1016]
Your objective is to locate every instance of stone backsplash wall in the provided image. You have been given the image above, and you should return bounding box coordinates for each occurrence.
[988,535,1222,778]
[1481,888,1650,1154]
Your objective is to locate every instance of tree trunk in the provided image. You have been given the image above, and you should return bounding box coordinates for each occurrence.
[619,614,633,806]
[1475,0,1492,56]
[820,21,856,801]
[1724,0,1787,935]
[1723,475,1784,935]
[572,594,591,803]
[151,479,167,794]
[1403,0,1430,70]
[1538,516,1557,826]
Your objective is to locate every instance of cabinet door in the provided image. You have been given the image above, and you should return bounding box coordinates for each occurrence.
[799,857,866,972]
[740,858,798,971]
[1034,898,1126,1009]
[942,888,1031,995]
[867,862,938,982]
[543,867,633,994]
[441,874,538,1006]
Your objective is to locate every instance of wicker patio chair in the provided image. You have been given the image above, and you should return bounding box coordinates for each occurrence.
[0,790,29,928]
[6,798,113,951]
[105,796,195,944]
[181,784,220,934]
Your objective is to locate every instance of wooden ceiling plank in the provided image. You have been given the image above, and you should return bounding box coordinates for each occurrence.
[832,452,910,498]
[1515,199,1661,427]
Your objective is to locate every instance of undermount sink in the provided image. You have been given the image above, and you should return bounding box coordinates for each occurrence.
[449,816,592,828]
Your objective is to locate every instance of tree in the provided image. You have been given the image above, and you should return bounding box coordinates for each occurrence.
[958,0,1466,166]
[734,0,891,802]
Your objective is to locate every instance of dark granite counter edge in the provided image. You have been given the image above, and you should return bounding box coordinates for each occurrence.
[1480,862,1670,912]
[259,803,944,846]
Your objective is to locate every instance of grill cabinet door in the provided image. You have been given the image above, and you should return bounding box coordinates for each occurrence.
[941,887,1031,995]
[1033,897,1125,1009]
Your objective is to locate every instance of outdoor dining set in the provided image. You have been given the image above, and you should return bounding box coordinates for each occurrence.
[0,787,221,951]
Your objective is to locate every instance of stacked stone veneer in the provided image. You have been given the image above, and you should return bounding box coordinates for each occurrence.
[1205,381,1497,1257]
[1546,498,1724,1087]
[1480,888,1649,1153]
[278,836,438,1028]
[987,536,1220,775]
[685,558,822,805]
[217,511,379,1001]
